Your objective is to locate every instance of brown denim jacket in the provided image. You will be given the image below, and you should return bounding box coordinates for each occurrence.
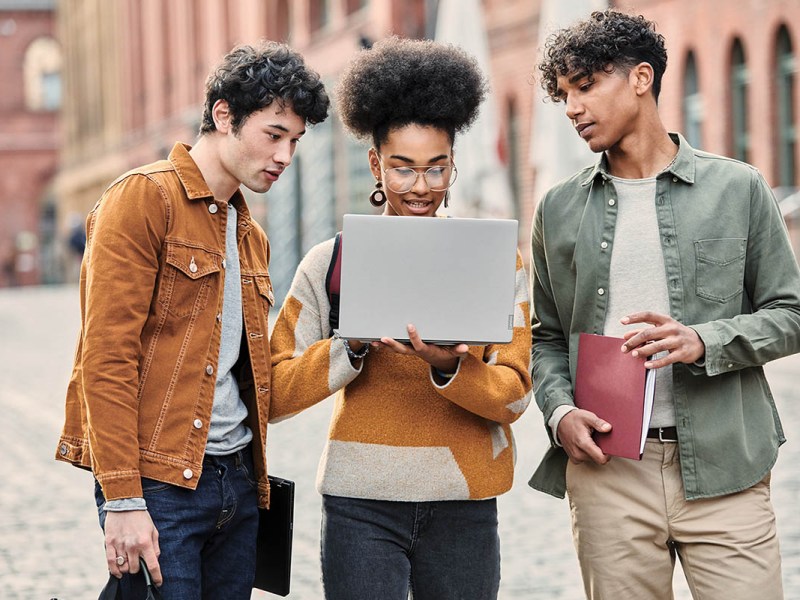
[56,143,275,508]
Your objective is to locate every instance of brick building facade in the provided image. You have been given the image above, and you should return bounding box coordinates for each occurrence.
[51,0,799,293]
[0,0,60,286]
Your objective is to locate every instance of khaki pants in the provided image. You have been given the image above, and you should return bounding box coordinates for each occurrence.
[565,441,783,599]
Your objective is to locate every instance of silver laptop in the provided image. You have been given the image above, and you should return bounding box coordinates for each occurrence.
[337,214,519,345]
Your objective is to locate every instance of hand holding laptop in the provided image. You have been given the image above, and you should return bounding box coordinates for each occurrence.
[374,323,469,375]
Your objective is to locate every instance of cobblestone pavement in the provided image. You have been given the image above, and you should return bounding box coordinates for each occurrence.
[1,285,797,599]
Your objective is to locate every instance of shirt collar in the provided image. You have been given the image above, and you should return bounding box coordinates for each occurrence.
[580,132,696,187]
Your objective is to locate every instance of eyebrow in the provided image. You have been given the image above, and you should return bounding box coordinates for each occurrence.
[267,123,306,137]
[568,71,591,84]
[555,71,592,98]
[388,153,449,164]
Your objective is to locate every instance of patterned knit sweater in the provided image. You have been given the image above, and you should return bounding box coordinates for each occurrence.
[269,237,532,501]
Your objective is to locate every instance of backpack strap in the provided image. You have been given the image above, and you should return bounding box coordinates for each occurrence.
[325,232,343,336]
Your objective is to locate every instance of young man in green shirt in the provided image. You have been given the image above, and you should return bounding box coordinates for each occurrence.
[529,9,800,599]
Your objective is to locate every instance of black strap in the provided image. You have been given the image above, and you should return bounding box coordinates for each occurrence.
[97,558,162,599]
[325,232,343,336]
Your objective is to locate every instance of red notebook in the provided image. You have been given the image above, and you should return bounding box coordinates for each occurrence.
[574,333,656,460]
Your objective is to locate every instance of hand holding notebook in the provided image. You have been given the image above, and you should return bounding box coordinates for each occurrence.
[573,333,656,460]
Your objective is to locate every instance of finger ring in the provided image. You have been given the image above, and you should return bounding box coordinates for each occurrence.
[116,555,126,566]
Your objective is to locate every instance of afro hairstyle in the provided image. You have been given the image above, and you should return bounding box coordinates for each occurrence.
[335,36,487,148]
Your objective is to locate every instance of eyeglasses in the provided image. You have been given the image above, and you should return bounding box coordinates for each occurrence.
[380,163,458,193]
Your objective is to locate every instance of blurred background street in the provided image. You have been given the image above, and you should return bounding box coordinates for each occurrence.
[0,284,798,598]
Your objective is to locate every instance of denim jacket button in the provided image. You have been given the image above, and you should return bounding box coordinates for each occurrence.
[193,419,203,429]
[222,259,227,270]
[597,288,605,296]
[208,203,218,214]
[59,443,68,456]
[183,469,193,480]
[205,364,214,375]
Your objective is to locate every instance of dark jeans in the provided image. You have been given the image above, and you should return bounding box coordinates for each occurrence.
[95,447,259,600]
[321,495,501,600]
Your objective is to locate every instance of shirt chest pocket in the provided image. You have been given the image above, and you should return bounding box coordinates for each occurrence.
[159,242,222,318]
[694,238,746,303]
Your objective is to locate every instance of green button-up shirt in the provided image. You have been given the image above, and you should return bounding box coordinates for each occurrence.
[528,133,800,500]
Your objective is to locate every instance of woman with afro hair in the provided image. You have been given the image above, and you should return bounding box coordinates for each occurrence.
[269,37,532,599]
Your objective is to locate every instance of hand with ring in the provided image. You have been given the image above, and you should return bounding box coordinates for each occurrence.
[104,510,162,585]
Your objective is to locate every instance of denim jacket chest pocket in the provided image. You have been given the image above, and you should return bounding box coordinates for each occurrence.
[694,238,747,303]
[254,274,275,309]
[159,241,223,318]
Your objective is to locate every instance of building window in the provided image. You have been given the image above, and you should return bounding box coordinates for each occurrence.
[310,0,329,32]
[682,51,703,149]
[775,25,796,187]
[730,39,750,163]
[23,37,62,112]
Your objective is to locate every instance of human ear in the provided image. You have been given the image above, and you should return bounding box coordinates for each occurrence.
[212,100,232,133]
[632,63,654,96]
[368,148,382,179]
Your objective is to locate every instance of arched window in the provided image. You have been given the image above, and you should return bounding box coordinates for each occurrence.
[730,39,749,162]
[23,37,62,111]
[775,25,796,187]
[682,51,703,149]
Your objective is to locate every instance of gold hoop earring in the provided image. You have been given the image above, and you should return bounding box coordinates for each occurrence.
[369,181,386,207]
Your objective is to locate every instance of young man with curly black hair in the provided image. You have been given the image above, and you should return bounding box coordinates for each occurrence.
[55,42,328,597]
[528,9,800,599]
[269,37,532,599]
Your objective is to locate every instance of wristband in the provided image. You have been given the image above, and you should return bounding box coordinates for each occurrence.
[334,332,369,359]
[433,367,455,380]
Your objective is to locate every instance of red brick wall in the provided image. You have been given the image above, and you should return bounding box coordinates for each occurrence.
[0,9,58,286]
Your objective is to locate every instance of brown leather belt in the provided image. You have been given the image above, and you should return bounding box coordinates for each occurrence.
[646,426,678,442]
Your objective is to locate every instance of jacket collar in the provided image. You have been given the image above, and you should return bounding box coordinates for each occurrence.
[168,142,254,225]
[169,142,213,200]
[580,132,697,187]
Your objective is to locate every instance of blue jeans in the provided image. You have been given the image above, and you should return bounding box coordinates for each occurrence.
[95,447,259,600]
[321,495,501,600]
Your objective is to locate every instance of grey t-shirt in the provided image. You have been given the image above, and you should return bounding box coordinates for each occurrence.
[206,202,252,454]
[603,175,675,428]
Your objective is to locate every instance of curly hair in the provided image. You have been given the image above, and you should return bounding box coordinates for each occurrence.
[335,36,487,148]
[538,10,667,102]
[200,41,329,134]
